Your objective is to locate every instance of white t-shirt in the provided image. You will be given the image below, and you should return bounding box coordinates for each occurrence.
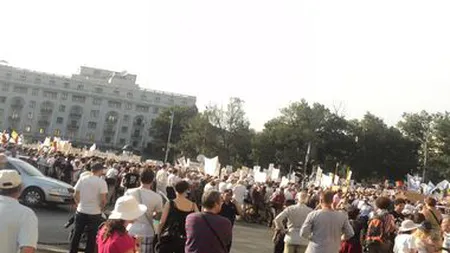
[74,175,108,215]
[156,170,168,188]
[167,174,180,187]
[126,188,163,237]
[0,196,38,253]
[106,168,119,179]
[218,182,228,193]
[204,183,216,192]
[284,189,294,200]
[394,234,416,253]
[233,184,247,204]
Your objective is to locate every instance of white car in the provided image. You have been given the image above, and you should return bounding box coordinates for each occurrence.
[3,157,74,206]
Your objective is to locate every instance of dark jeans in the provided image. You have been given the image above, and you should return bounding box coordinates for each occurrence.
[69,212,103,253]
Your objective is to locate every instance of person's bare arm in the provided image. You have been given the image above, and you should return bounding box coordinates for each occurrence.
[74,191,80,205]
[100,193,107,210]
[158,202,170,234]
[20,246,35,253]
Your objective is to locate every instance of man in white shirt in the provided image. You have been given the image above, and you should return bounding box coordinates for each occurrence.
[274,191,312,253]
[126,167,163,251]
[233,180,247,208]
[219,176,229,193]
[0,170,38,253]
[156,166,168,196]
[70,163,108,253]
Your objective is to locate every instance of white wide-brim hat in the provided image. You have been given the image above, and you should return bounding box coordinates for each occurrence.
[399,220,419,232]
[109,195,147,221]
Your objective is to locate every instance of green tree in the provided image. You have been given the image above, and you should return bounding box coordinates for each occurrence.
[204,97,253,166]
[148,106,198,161]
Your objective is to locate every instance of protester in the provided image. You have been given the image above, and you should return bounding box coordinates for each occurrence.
[300,190,354,253]
[339,206,363,253]
[274,190,312,253]
[70,163,108,253]
[421,196,443,242]
[158,180,199,253]
[0,169,38,253]
[185,190,233,253]
[97,195,147,253]
[393,219,419,253]
[125,167,163,253]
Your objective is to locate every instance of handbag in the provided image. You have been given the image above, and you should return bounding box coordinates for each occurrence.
[201,214,228,252]
[137,189,158,252]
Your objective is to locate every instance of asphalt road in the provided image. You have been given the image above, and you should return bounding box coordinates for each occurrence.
[34,205,274,253]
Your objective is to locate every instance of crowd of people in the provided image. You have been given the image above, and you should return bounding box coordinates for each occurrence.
[1,147,450,253]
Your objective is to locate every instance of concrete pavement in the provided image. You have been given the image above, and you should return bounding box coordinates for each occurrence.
[34,205,274,253]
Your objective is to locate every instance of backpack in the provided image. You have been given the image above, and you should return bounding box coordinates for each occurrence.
[366,214,387,243]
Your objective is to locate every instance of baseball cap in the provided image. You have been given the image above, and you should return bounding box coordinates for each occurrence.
[0,170,22,189]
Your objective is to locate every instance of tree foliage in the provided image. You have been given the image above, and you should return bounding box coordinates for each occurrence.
[146,97,450,182]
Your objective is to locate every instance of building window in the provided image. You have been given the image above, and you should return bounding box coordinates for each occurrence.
[127,92,133,98]
[108,101,121,109]
[54,129,61,136]
[32,88,39,96]
[49,79,56,86]
[155,97,161,102]
[13,86,28,94]
[34,78,41,84]
[61,92,68,100]
[136,105,149,112]
[87,133,95,142]
[182,100,188,105]
[25,125,31,133]
[141,94,147,100]
[126,103,132,110]
[5,72,12,79]
[119,138,126,145]
[59,105,66,112]
[77,84,84,90]
[113,89,120,95]
[105,137,112,144]
[107,115,117,123]
[64,82,70,89]
[27,112,33,119]
[95,87,103,93]
[169,98,175,104]
[19,74,27,81]
[121,126,128,133]
[29,101,36,108]
[132,141,138,147]
[2,82,10,91]
[153,107,159,114]
[43,91,58,99]
[93,98,102,105]
[133,129,140,137]
[88,121,97,129]
[39,128,45,134]
[0,96,6,103]
[56,117,64,124]
[72,95,86,103]
[123,115,130,122]
[90,110,99,118]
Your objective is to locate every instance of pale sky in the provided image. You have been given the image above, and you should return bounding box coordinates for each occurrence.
[1,0,450,131]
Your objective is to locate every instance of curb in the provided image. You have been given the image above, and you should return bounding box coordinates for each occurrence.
[37,244,68,253]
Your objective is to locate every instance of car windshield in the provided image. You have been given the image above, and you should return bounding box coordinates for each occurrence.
[12,159,44,177]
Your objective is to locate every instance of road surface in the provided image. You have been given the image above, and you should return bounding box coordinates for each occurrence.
[34,205,274,253]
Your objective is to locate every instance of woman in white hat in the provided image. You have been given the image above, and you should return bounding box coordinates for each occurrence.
[393,219,419,253]
[97,195,147,253]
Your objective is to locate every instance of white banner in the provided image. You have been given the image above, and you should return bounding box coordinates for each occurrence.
[204,156,219,176]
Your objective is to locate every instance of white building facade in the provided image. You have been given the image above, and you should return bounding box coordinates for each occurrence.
[0,64,196,149]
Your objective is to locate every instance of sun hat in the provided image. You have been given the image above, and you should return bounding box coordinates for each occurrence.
[109,195,147,221]
[399,220,420,232]
[0,170,22,189]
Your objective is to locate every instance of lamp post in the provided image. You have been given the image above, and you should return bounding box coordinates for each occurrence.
[164,111,175,163]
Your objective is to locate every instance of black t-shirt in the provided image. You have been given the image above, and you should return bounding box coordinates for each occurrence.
[123,173,140,188]
[219,201,238,225]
